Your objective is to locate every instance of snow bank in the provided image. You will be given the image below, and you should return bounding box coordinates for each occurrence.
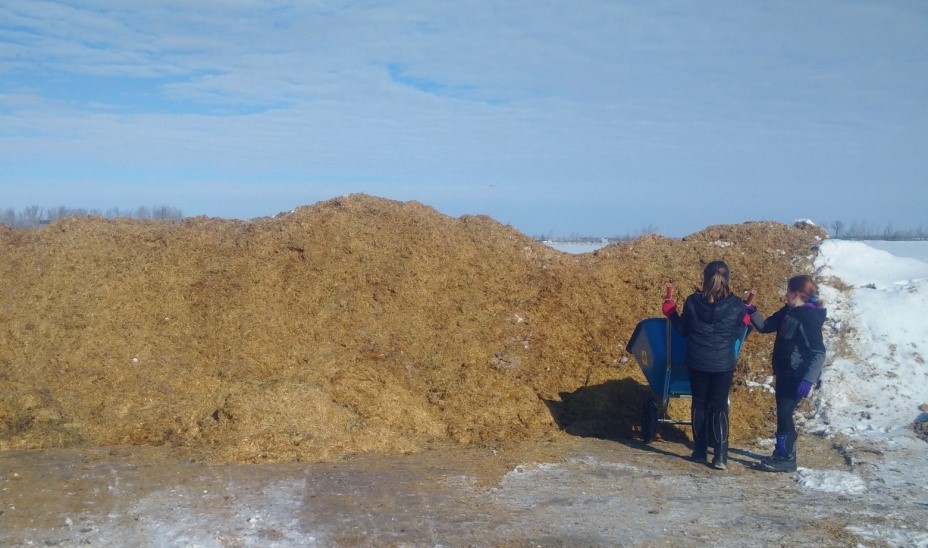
[810,239,928,439]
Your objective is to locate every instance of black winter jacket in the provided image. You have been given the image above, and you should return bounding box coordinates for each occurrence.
[669,293,746,373]
[750,304,827,382]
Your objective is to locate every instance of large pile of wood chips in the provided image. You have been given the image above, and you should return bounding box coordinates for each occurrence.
[0,194,827,462]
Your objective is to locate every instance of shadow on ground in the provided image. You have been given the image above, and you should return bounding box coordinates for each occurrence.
[543,378,689,443]
[544,379,775,468]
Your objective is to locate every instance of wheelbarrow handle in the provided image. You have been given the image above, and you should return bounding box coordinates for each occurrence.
[662,312,673,412]
[664,283,674,302]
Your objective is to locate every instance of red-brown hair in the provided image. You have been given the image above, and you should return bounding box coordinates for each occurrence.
[787,274,817,302]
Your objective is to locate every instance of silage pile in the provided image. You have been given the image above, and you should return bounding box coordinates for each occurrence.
[0,194,826,462]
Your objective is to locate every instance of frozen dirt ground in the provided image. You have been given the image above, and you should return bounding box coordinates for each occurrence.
[2,434,926,547]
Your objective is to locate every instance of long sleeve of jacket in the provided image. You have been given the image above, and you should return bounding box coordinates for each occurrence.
[749,306,788,333]
[804,345,826,384]
[798,312,827,383]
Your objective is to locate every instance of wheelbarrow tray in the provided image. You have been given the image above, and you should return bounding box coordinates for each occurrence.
[626,317,750,442]
[626,317,690,396]
[626,317,750,397]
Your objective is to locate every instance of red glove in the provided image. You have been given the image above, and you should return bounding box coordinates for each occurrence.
[743,289,756,325]
[662,300,678,317]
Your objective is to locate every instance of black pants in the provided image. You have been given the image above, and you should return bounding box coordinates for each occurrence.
[688,368,734,452]
[774,375,801,454]
[689,368,734,415]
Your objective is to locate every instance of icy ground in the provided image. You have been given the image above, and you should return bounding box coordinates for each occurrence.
[1,435,924,547]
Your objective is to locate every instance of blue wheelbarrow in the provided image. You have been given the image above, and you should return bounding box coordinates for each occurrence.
[626,318,750,443]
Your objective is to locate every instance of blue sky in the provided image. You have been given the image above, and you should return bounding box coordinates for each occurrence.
[1,1,926,237]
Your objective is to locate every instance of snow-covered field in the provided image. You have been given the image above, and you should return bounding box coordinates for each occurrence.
[864,240,928,262]
[541,239,612,254]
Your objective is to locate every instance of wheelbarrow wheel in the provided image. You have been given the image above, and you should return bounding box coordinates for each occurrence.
[640,396,660,443]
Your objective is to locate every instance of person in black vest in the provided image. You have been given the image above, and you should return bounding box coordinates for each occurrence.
[662,260,751,470]
[747,274,827,472]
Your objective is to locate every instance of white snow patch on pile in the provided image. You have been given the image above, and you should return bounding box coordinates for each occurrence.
[795,468,867,494]
[745,375,775,394]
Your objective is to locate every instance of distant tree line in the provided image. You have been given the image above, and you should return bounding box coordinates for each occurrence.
[0,205,185,227]
[828,220,928,241]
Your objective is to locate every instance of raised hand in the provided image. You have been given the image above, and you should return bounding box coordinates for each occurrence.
[662,283,677,317]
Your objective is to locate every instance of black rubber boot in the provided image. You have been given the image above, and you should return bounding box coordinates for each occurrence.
[690,406,708,463]
[710,410,729,470]
[760,452,797,472]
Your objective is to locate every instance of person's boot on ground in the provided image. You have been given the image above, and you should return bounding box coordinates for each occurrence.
[760,432,797,472]
[690,406,709,463]
[710,409,729,470]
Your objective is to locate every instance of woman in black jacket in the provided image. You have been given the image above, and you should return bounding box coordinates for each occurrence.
[748,274,827,472]
[662,260,749,470]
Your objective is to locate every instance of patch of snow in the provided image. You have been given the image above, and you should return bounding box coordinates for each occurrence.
[846,525,928,548]
[123,478,323,546]
[745,375,775,394]
[795,468,867,494]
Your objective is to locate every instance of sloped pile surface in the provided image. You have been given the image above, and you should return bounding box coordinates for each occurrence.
[0,195,826,462]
